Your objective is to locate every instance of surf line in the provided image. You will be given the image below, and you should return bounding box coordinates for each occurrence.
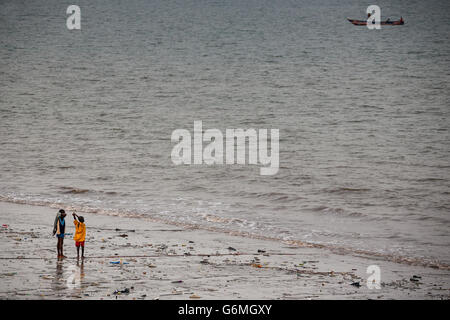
[171,121,279,175]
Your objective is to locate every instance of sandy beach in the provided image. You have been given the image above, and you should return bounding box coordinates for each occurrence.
[0,201,448,300]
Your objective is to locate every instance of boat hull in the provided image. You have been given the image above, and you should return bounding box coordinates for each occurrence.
[347,18,404,26]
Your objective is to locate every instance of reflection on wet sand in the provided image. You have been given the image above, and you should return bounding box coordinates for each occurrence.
[51,259,65,292]
[50,258,85,297]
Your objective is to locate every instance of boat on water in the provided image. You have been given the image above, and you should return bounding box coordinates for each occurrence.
[347,17,404,26]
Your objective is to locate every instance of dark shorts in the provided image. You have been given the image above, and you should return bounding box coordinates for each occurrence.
[57,234,65,238]
[75,241,85,247]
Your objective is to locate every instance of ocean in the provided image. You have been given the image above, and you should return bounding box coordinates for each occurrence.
[0,0,449,266]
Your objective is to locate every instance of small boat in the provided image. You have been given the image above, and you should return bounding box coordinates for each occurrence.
[347,17,404,26]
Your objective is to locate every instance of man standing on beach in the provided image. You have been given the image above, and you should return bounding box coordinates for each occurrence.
[53,209,67,258]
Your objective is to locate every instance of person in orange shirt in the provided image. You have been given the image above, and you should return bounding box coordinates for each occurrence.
[72,212,86,258]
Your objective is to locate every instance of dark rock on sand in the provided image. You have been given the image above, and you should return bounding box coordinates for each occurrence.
[114,288,130,294]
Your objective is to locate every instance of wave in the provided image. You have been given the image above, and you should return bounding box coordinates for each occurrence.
[0,194,448,271]
[59,187,90,194]
[232,191,304,203]
[58,186,119,196]
[311,205,364,218]
[324,187,371,194]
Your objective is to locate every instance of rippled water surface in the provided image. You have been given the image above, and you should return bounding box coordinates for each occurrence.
[1,0,449,265]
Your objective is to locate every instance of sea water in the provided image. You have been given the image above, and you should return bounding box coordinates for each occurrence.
[0,0,449,266]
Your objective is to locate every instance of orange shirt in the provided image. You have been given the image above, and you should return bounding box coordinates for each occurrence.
[73,220,86,242]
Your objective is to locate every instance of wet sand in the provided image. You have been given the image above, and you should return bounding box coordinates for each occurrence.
[0,201,449,299]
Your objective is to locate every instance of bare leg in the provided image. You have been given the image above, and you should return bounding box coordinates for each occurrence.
[76,245,80,258]
[57,238,60,257]
[60,238,65,258]
[81,245,84,258]
[58,238,63,257]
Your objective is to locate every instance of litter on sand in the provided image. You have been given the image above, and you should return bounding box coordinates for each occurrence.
[110,261,129,265]
[113,288,130,295]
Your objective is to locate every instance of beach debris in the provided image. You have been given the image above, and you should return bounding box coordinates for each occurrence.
[157,244,168,250]
[1,272,17,277]
[251,263,263,268]
[188,241,194,243]
[110,260,129,265]
[118,234,128,238]
[171,280,183,283]
[2,224,8,228]
[200,259,209,265]
[257,249,266,253]
[113,288,130,295]
[350,282,361,288]
[115,228,135,232]
[412,275,422,279]
[169,289,183,295]
[410,277,420,282]
[227,247,237,251]
[189,294,201,299]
